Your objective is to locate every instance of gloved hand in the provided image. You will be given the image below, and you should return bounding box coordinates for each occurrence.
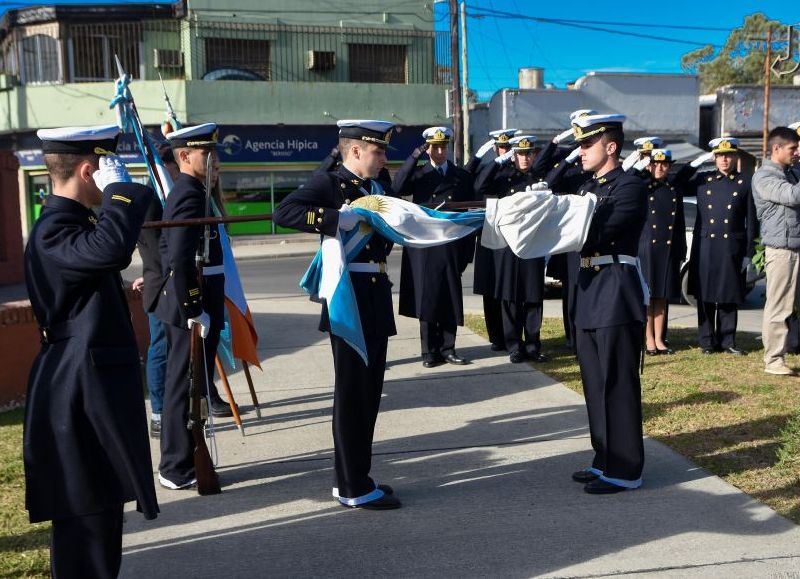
[621,151,641,171]
[553,128,574,144]
[337,203,363,231]
[474,139,495,159]
[691,151,714,168]
[565,146,581,163]
[633,156,651,172]
[524,182,550,192]
[412,143,429,159]
[187,311,211,339]
[494,149,514,165]
[92,155,132,191]
[741,256,751,273]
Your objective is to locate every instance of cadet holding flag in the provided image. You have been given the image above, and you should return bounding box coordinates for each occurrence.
[393,126,474,367]
[24,125,158,576]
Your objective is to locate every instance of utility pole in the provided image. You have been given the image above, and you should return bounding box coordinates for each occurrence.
[449,0,463,164]
[762,27,772,161]
[460,1,470,161]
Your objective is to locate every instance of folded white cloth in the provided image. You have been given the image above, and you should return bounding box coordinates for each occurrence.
[481,190,597,259]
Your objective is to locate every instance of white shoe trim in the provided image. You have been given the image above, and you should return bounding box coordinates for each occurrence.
[158,473,197,490]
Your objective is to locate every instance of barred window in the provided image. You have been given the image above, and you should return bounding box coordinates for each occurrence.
[20,34,60,84]
[205,37,270,80]
[69,25,141,81]
[348,44,407,83]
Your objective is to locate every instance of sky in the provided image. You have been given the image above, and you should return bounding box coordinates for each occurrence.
[434,0,800,100]
[0,0,797,102]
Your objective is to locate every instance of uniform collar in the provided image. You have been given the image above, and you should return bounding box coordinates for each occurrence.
[338,165,369,189]
[177,172,206,191]
[42,194,97,223]
[593,166,622,184]
[715,170,737,180]
[430,160,448,175]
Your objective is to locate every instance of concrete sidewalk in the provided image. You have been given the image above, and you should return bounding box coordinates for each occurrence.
[119,294,800,578]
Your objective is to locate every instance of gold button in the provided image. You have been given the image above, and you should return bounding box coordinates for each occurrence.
[610,241,615,246]
[594,252,600,257]
[652,239,657,244]
[707,177,712,182]
[727,204,732,209]
[708,204,712,209]
[668,225,673,230]
[650,196,654,201]
[738,179,743,184]
[365,244,370,250]
[371,277,377,283]
[163,290,167,295]
[319,208,324,214]
[345,198,351,204]
[710,219,715,224]
[710,233,716,238]
[672,197,676,203]
[706,190,711,195]
[594,266,600,271]
[724,233,728,238]
[510,189,515,193]
[340,183,346,189]
[733,192,738,196]
[652,210,656,214]
[448,195,452,199]
[724,219,729,224]
[652,224,657,229]
[667,240,672,245]
[671,211,676,216]
[317,218,322,223]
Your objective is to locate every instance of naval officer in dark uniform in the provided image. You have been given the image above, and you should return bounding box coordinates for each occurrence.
[393,126,474,367]
[476,135,549,363]
[153,123,231,491]
[24,125,159,576]
[274,120,401,510]
[469,128,516,351]
[566,113,648,494]
[686,137,757,355]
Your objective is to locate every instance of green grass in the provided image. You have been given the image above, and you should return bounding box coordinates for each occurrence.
[466,314,800,523]
[0,408,50,578]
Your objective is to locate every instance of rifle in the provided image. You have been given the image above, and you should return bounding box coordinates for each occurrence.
[187,151,222,496]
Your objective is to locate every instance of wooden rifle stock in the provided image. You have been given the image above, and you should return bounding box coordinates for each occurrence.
[188,322,221,495]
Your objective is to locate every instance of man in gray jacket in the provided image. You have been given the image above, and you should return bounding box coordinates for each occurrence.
[752,126,800,375]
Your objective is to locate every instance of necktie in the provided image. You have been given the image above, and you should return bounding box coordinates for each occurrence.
[437,166,444,177]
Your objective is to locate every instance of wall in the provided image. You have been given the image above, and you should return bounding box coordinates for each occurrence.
[0,150,23,284]
[716,85,800,137]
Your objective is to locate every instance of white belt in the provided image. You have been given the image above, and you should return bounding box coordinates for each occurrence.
[348,262,387,274]
[203,265,225,276]
[579,254,650,306]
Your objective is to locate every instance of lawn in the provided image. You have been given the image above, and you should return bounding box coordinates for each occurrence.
[466,315,800,523]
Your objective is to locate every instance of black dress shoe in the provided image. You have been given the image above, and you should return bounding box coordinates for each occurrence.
[490,343,506,352]
[657,347,674,355]
[210,399,234,417]
[443,353,468,365]
[334,484,394,501]
[422,357,443,368]
[584,479,629,495]
[724,347,746,356]
[701,348,716,355]
[645,349,659,356]
[509,351,526,363]
[527,352,548,363]
[571,469,599,483]
[344,494,402,510]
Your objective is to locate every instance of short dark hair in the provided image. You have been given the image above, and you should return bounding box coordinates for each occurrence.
[43,153,98,183]
[768,127,799,152]
[338,137,362,160]
[601,128,624,158]
[157,143,175,165]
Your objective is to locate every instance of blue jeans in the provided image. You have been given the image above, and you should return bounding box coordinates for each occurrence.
[146,313,168,414]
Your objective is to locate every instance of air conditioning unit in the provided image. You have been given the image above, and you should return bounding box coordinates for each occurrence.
[307,50,336,71]
[153,49,184,69]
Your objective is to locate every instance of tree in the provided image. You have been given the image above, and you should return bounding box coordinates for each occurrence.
[681,13,799,93]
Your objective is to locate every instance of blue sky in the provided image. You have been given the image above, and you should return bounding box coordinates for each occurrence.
[434,0,800,100]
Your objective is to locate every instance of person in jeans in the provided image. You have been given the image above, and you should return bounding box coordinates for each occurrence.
[752,126,800,375]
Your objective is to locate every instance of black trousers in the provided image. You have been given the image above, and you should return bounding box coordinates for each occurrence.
[330,333,388,500]
[159,322,221,485]
[561,289,576,352]
[697,301,738,349]
[501,300,543,356]
[483,295,505,348]
[576,323,645,482]
[420,320,456,358]
[51,504,123,579]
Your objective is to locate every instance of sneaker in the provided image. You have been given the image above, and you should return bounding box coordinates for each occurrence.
[764,364,796,376]
[158,473,197,490]
[150,418,161,439]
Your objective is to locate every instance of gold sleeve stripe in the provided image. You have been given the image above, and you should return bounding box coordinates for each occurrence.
[110,194,132,204]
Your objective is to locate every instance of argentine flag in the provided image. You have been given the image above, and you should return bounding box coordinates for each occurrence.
[301,195,484,364]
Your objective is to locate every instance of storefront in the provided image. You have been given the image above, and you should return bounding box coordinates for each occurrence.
[14,123,429,238]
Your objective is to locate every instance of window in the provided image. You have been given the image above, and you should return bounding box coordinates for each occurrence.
[69,26,140,81]
[20,34,60,84]
[205,38,270,80]
[348,44,407,83]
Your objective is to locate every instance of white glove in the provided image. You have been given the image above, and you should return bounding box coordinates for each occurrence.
[741,256,751,273]
[565,146,581,163]
[494,150,514,165]
[92,155,131,191]
[553,128,573,144]
[633,156,651,171]
[475,139,495,159]
[187,311,211,339]
[337,203,363,231]
[524,182,550,192]
[691,151,714,168]
[621,151,641,171]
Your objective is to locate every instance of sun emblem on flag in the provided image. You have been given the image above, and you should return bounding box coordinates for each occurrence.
[351,195,388,214]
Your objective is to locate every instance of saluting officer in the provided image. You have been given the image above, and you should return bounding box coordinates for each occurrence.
[621,136,664,174]
[393,127,474,367]
[686,137,757,355]
[477,135,549,363]
[154,123,232,491]
[314,143,393,190]
[24,125,159,576]
[274,120,401,510]
[470,128,517,351]
[566,113,648,494]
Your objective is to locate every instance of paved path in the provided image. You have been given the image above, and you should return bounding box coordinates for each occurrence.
[119,294,800,578]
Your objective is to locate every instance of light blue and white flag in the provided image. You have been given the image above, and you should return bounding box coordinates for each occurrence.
[301,193,484,364]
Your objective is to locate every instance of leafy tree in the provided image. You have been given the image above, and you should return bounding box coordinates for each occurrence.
[681,13,799,93]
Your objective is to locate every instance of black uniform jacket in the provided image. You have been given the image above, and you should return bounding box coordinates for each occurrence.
[476,161,548,303]
[686,170,757,303]
[313,149,393,191]
[23,185,159,523]
[136,196,163,312]
[574,167,648,330]
[154,173,225,331]
[274,165,397,338]
[393,158,474,325]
